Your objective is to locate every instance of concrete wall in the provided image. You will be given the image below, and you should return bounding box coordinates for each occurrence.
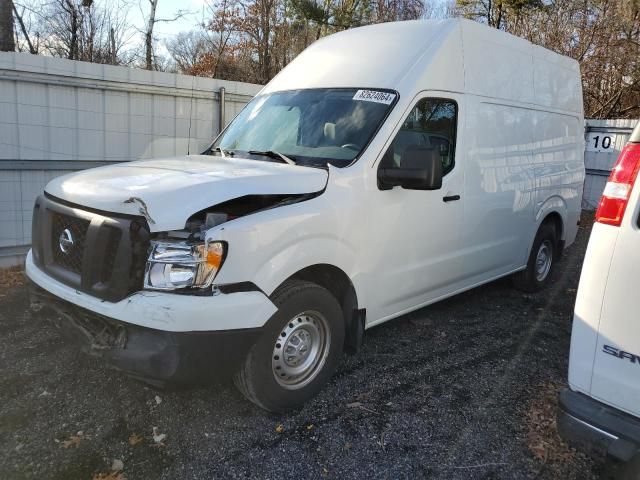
[0,52,261,266]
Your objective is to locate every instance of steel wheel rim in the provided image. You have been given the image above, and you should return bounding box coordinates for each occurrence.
[535,240,553,282]
[272,311,331,390]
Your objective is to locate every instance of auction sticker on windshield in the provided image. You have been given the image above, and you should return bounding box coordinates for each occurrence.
[352,90,396,105]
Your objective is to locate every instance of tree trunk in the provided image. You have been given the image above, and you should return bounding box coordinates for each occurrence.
[66,0,79,59]
[12,3,36,53]
[146,0,158,70]
[110,27,116,64]
[495,1,503,29]
[0,0,16,52]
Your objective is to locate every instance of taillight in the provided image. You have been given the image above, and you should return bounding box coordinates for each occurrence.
[596,144,640,226]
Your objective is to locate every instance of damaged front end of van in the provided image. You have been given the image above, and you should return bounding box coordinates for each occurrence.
[26,155,329,384]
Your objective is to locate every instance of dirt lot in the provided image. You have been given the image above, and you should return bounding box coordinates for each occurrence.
[0,217,606,480]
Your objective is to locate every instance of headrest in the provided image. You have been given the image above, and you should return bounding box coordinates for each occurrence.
[324,122,336,141]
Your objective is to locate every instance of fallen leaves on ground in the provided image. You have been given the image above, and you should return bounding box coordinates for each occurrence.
[0,266,24,294]
[525,381,577,465]
[61,432,84,449]
[128,433,144,446]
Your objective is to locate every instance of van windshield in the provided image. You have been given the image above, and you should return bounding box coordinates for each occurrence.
[211,88,397,168]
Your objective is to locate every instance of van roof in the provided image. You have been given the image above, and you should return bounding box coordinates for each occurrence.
[262,19,583,115]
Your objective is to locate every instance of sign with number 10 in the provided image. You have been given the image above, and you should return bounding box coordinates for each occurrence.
[586,132,616,153]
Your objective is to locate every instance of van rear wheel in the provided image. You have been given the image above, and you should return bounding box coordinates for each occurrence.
[513,222,558,292]
[233,280,344,412]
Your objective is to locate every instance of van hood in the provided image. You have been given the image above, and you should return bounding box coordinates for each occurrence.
[45,155,328,232]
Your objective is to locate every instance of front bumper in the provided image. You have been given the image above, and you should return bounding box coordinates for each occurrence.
[29,282,264,384]
[25,249,278,384]
[25,250,277,332]
[558,389,640,462]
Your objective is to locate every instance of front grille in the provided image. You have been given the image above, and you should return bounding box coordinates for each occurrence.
[50,212,90,274]
[32,195,150,302]
[100,226,122,283]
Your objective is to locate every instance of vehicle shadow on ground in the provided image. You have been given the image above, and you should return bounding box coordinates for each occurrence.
[0,219,601,480]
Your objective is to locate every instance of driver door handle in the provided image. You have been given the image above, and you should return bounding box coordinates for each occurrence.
[443,195,461,203]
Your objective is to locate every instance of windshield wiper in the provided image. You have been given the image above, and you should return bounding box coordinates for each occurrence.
[248,150,297,165]
[212,146,235,157]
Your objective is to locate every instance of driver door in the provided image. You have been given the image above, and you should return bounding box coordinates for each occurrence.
[367,93,465,322]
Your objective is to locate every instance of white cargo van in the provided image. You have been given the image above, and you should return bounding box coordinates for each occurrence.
[559,122,640,475]
[26,19,584,411]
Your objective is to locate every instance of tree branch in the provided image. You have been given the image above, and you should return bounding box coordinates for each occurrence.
[12,3,37,53]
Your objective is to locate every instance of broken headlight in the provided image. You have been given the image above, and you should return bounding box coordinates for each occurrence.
[144,240,226,291]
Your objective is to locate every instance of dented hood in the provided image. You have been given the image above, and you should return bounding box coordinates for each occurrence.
[45,155,328,232]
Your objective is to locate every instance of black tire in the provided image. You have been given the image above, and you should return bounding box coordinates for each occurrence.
[513,222,558,292]
[233,280,344,412]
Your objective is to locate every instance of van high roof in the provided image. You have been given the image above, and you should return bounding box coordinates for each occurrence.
[263,18,582,115]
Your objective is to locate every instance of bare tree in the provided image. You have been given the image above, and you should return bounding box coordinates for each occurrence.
[144,0,157,69]
[166,30,208,72]
[456,0,543,29]
[204,0,239,77]
[141,0,188,70]
[424,0,455,19]
[0,0,16,51]
[21,0,134,63]
[12,1,37,53]
[506,0,639,118]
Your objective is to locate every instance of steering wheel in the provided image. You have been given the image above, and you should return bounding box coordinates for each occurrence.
[340,143,361,151]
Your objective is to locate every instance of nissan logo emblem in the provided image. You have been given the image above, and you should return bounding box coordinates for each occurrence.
[59,228,75,254]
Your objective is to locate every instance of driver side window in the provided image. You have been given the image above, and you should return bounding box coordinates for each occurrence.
[381,98,457,175]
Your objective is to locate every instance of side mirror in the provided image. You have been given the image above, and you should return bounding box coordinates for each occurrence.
[378,146,443,190]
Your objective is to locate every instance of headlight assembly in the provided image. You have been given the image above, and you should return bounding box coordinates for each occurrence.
[144,240,226,291]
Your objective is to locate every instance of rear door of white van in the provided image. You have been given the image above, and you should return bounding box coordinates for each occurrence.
[589,134,640,418]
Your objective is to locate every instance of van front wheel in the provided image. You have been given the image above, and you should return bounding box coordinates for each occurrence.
[513,222,558,292]
[233,280,344,412]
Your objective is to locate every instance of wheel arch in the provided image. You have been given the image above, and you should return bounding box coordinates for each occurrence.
[532,196,569,258]
[535,196,568,241]
[542,211,564,242]
[279,264,364,353]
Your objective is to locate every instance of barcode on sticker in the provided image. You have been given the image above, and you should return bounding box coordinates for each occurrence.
[352,90,396,105]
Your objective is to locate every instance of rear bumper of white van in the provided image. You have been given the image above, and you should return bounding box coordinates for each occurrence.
[558,389,640,462]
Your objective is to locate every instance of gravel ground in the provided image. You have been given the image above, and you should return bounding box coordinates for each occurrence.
[0,216,605,480]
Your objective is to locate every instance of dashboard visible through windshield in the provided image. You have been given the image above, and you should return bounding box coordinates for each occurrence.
[210,88,397,168]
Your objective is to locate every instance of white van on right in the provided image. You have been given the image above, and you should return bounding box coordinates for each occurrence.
[559,121,640,475]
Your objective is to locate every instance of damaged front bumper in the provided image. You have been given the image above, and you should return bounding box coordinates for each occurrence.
[25,250,277,384]
[28,282,265,385]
